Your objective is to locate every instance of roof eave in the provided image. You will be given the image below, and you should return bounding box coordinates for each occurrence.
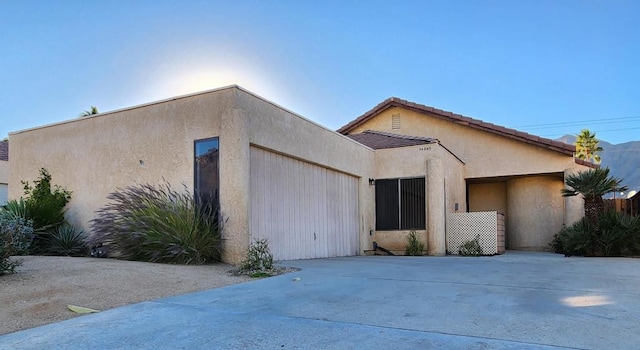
[338,98,576,157]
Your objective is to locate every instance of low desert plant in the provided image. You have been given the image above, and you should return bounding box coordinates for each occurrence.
[404,231,424,256]
[551,209,640,257]
[89,181,221,264]
[241,239,274,274]
[1,199,30,221]
[0,217,34,275]
[47,224,87,257]
[459,235,483,256]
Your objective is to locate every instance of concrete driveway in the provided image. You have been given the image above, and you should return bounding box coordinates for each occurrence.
[2,252,639,349]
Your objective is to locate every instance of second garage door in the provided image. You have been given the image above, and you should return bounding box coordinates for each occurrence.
[249,147,359,260]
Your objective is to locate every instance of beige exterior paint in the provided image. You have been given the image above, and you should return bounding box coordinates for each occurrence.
[371,144,465,254]
[8,86,589,261]
[346,106,592,251]
[469,182,507,214]
[349,107,583,179]
[9,86,376,263]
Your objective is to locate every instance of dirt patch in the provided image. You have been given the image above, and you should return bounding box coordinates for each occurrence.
[1,256,252,335]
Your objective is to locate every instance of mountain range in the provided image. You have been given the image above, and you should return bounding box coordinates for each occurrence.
[557,135,639,197]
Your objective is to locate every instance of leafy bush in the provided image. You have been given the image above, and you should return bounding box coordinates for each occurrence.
[551,219,593,256]
[89,182,221,264]
[21,168,71,231]
[551,209,640,257]
[47,224,87,257]
[10,168,72,254]
[459,235,483,256]
[241,239,274,274]
[0,217,34,275]
[404,231,424,256]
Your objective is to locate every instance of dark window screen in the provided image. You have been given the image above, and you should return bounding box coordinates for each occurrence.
[375,177,425,230]
[400,178,425,229]
[375,179,399,230]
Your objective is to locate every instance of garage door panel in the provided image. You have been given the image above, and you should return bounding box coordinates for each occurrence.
[250,147,359,260]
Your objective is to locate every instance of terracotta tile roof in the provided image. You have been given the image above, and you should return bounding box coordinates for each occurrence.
[574,157,599,169]
[0,140,7,161]
[346,130,438,150]
[337,97,577,157]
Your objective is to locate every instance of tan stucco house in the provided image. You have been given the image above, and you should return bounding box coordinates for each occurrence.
[8,86,593,263]
[0,140,8,205]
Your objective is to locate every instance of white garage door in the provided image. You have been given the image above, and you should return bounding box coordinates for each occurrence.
[250,147,359,260]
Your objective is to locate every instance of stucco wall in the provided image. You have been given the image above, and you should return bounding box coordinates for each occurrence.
[348,107,587,179]
[347,106,593,251]
[468,182,507,213]
[9,89,234,233]
[506,175,565,250]
[371,144,465,253]
[235,89,377,257]
[8,86,376,263]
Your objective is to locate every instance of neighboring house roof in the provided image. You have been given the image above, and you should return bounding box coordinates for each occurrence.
[338,97,577,157]
[346,130,438,150]
[0,140,7,161]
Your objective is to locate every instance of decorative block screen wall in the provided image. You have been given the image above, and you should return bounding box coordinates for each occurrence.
[446,211,505,255]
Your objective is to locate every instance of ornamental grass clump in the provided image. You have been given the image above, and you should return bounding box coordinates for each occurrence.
[89,182,221,264]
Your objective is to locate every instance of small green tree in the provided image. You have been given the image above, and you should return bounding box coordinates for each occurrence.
[575,129,603,164]
[20,168,71,253]
[79,106,99,117]
[21,168,71,231]
[562,167,627,254]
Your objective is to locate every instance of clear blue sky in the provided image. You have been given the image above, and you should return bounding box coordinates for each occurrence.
[1,0,638,144]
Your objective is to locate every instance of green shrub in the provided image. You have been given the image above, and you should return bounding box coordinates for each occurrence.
[14,168,72,254]
[551,209,640,257]
[459,235,483,256]
[0,217,34,275]
[404,231,424,256]
[47,224,87,257]
[21,168,71,231]
[89,182,221,264]
[241,239,274,273]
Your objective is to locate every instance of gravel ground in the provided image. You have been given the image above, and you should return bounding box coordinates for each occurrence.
[1,256,252,335]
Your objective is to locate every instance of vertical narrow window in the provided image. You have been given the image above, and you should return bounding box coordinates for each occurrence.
[194,138,219,207]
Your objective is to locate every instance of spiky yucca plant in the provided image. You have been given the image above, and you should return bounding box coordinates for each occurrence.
[89,182,221,264]
[48,224,87,257]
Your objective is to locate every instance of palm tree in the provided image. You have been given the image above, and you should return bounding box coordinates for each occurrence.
[562,167,627,227]
[79,106,99,117]
[575,129,603,164]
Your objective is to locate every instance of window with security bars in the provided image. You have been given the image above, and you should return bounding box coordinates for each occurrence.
[375,177,425,230]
